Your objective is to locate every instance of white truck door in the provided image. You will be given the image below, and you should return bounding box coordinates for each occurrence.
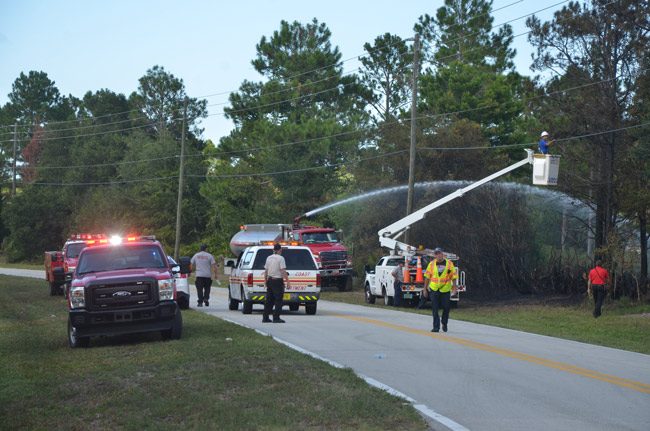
[372,258,385,295]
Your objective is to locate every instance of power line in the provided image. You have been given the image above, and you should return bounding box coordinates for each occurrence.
[27,120,650,186]
[19,64,648,170]
[0,119,178,144]
[420,120,650,151]
[30,150,407,186]
[32,175,178,186]
[31,155,182,170]
[194,150,408,179]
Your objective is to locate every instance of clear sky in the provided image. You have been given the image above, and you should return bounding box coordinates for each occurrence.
[0,0,563,141]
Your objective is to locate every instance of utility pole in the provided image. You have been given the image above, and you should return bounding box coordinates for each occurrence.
[12,123,17,196]
[174,98,188,260]
[405,33,420,245]
[587,168,595,259]
[561,207,567,260]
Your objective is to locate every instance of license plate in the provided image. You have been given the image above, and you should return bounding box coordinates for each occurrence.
[403,293,413,299]
[283,293,291,300]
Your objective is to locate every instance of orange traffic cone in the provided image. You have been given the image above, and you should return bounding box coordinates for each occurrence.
[403,258,411,283]
[415,256,424,283]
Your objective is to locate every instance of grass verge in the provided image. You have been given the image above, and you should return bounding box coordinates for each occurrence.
[322,291,650,355]
[0,276,426,430]
[0,258,41,270]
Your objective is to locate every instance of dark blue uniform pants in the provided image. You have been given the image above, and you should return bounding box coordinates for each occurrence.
[431,290,451,331]
[264,278,284,321]
[393,281,403,306]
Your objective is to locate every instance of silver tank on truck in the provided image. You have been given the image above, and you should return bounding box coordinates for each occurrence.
[229,224,291,256]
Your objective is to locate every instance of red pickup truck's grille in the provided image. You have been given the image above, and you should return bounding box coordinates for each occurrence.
[88,282,155,310]
[319,251,348,269]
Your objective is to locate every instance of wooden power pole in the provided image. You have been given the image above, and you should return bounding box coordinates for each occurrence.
[11,123,18,196]
[405,33,420,245]
[174,98,188,260]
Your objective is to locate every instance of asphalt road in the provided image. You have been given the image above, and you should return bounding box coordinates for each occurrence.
[5,268,649,430]
[200,287,650,431]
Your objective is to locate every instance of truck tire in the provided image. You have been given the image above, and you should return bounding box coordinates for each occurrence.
[365,283,376,304]
[161,309,183,340]
[228,290,239,311]
[178,296,189,310]
[241,287,253,314]
[337,276,351,292]
[382,287,394,306]
[289,303,299,312]
[305,303,317,315]
[50,282,57,296]
[68,317,89,348]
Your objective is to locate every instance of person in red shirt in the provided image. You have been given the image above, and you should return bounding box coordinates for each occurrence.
[588,260,609,318]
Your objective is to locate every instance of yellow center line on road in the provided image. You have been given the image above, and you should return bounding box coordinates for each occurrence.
[334,314,650,395]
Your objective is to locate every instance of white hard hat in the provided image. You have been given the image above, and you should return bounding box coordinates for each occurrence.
[541,131,549,137]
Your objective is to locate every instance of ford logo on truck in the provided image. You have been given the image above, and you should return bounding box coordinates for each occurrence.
[112,291,131,298]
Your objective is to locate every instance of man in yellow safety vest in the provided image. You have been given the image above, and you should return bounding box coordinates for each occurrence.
[424,248,458,333]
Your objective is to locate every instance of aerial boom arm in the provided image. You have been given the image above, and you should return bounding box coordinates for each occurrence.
[379,150,534,254]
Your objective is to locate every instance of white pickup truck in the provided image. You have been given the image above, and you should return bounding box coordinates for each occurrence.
[364,255,424,306]
[364,254,465,306]
[227,245,321,315]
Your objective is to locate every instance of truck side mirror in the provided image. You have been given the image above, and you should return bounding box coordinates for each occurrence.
[179,256,191,274]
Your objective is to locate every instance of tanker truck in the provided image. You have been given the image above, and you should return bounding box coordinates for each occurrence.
[225,222,353,291]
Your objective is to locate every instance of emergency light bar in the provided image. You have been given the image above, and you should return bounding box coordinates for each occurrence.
[69,233,107,241]
[260,240,300,246]
[79,234,156,246]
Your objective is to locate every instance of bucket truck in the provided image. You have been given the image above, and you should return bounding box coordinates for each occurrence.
[364,150,560,306]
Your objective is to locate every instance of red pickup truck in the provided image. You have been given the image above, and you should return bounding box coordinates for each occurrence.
[45,234,104,297]
[67,235,189,348]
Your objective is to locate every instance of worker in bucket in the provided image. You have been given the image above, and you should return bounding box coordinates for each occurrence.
[424,248,458,333]
[538,131,554,154]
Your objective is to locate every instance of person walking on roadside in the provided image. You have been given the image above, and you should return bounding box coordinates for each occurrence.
[588,260,609,318]
[263,243,291,323]
[538,131,554,154]
[191,244,218,307]
[424,248,458,332]
[391,261,404,307]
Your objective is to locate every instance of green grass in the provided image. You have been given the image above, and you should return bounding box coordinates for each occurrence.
[0,276,426,430]
[0,258,41,270]
[322,291,650,354]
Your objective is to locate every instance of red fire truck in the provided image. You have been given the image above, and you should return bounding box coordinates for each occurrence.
[227,220,352,291]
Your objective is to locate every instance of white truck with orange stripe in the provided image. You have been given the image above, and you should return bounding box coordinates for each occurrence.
[227,244,321,315]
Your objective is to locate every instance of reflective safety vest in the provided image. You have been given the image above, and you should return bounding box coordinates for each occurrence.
[425,259,457,293]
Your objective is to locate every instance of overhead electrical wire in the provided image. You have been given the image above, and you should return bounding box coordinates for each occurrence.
[23,64,649,172]
[29,120,650,186]
[31,150,408,186]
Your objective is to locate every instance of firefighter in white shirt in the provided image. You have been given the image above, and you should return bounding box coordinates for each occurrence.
[263,243,290,323]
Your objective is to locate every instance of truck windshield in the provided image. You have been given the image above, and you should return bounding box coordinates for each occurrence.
[252,249,317,270]
[77,244,167,274]
[301,232,338,243]
[65,242,87,258]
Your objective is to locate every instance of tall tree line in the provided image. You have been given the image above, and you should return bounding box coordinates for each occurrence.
[0,0,647,296]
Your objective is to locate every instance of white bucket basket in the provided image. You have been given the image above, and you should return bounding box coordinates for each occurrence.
[532,154,560,186]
